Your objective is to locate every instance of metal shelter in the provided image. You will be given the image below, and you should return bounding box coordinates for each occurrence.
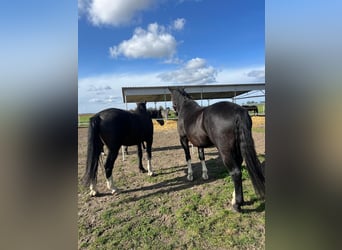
[122,83,265,105]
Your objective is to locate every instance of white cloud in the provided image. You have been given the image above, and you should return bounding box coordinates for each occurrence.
[87,85,112,92]
[158,58,217,84]
[78,0,194,27]
[83,0,155,26]
[247,70,265,81]
[78,71,164,113]
[78,0,88,14]
[109,23,177,59]
[89,98,102,103]
[172,18,186,30]
[216,67,265,83]
[78,65,265,113]
[89,95,121,104]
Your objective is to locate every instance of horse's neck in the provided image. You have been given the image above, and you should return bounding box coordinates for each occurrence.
[180,99,201,114]
[186,99,200,108]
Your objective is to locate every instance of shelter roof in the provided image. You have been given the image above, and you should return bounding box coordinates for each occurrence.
[122,83,265,103]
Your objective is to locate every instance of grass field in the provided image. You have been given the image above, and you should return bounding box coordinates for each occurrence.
[78,165,265,249]
[78,117,265,249]
[78,116,265,249]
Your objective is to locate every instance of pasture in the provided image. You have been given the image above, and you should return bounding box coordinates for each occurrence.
[78,117,265,249]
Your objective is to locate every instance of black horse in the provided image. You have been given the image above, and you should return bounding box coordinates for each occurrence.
[123,108,165,156]
[83,102,155,196]
[169,88,265,212]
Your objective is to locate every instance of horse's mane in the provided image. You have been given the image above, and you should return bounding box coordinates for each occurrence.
[176,88,192,99]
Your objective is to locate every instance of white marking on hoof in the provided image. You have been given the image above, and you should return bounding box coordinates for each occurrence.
[110,188,120,195]
[201,160,208,180]
[89,183,98,196]
[89,190,98,197]
[147,160,154,176]
[106,176,118,195]
[187,160,193,181]
[231,190,236,206]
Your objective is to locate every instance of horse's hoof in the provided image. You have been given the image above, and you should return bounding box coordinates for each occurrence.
[202,173,208,180]
[111,189,120,195]
[187,175,193,181]
[139,168,147,173]
[232,204,242,213]
[148,171,155,176]
[89,190,98,197]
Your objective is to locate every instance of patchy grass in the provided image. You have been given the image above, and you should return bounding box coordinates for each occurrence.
[79,164,265,249]
[78,120,265,250]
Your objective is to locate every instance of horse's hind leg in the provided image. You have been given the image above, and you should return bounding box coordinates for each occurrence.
[198,147,208,180]
[180,136,193,181]
[137,143,147,173]
[104,149,120,194]
[220,150,244,212]
[145,142,154,176]
[230,166,243,212]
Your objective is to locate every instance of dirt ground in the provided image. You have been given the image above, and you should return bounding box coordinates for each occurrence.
[78,117,265,248]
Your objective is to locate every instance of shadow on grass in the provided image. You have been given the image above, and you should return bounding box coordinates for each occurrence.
[119,157,227,199]
[113,156,265,213]
[238,198,266,213]
[241,201,265,213]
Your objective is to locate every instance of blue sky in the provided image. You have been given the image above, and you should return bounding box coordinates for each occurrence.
[78,0,265,113]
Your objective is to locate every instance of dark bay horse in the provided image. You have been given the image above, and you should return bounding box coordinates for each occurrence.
[169,88,265,212]
[83,102,155,196]
[123,108,165,156]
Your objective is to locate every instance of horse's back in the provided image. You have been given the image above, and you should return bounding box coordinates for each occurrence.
[202,102,251,145]
[96,108,153,147]
[98,108,131,128]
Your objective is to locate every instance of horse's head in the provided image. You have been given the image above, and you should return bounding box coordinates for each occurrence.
[168,87,191,113]
[136,101,147,113]
[156,109,165,126]
[168,88,178,113]
[147,108,165,126]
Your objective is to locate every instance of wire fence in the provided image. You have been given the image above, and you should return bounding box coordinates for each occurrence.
[78,103,265,127]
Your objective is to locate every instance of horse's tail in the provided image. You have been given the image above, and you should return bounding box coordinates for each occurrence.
[237,112,265,199]
[83,115,103,187]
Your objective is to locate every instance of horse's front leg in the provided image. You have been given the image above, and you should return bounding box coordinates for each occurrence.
[145,141,154,176]
[180,136,193,181]
[137,143,147,173]
[198,147,208,180]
